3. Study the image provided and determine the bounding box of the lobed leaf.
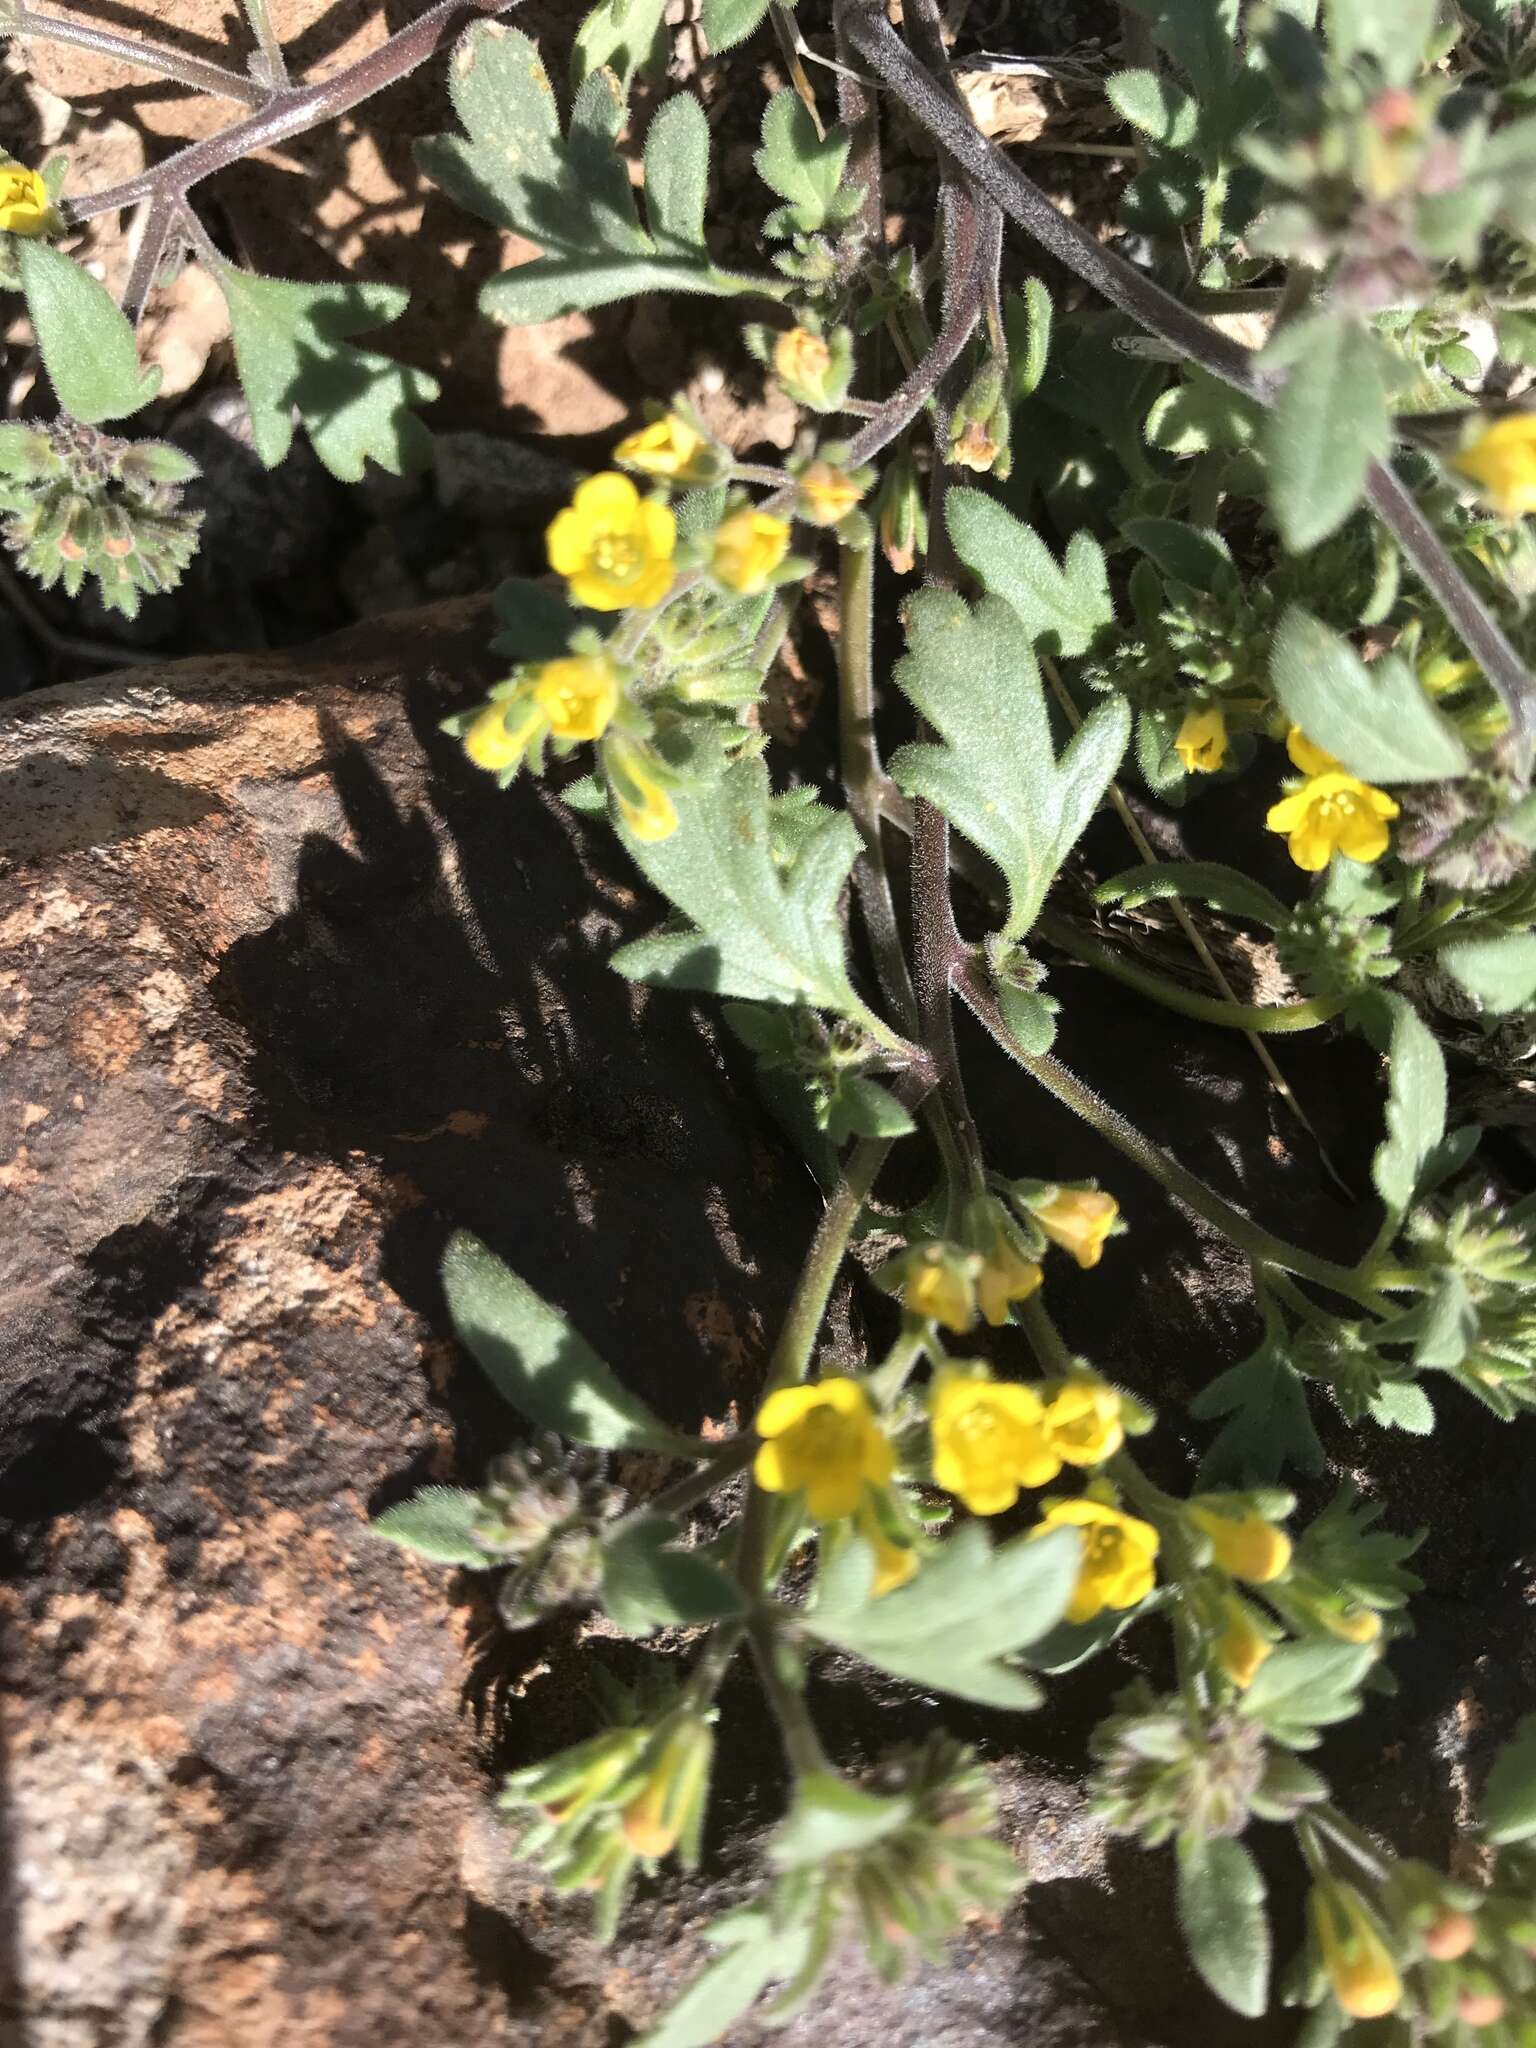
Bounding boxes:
[946,488,1114,658]
[890,588,1129,940]
[1359,991,1448,1220]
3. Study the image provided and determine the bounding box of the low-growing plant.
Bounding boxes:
[14,0,1536,2037]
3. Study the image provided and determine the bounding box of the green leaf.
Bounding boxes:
[441,1230,694,1453]
[1325,0,1435,86]
[602,1516,747,1633]
[490,576,585,663]
[1440,931,1536,1015]
[804,1522,1080,1710]
[1269,608,1470,784]
[890,589,1129,940]
[1239,1639,1377,1749]
[1120,516,1235,595]
[946,488,1114,657]
[701,0,773,49]
[420,25,750,323]
[1005,278,1053,402]
[1192,1326,1326,1487]
[1096,861,1289,930]
[1368,1382,1435,1433]
[637,1915,814,2048]
[995,984,1059,1056]
[1123,0,1239,99]
[17,239,160,425]
[572,0,669,88]
[772,1774,911,1865]
[1176,1836,1270,2018]
[611,743,865,1015]
[755,89,850,235]
[1262,313,1390,552]
[1145,369,1262,455]
[1483,1716,1536,1844]
[215,267,437,481]
[1360,991,1447,1218]
[1108,67,1199,147]
[373,1486,488,1565]
[824,1074,916,1143]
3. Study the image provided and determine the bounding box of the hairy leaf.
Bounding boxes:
[1108,66,1199,147]
[216,267,437,480]
[572,0,669,87]
[804,1523,1080,1709]
[1483,1715,1536,1844]
[637,1914,814,2048]
[602,1516,746,1633]
[946,489,1114,657]
[611,744,866,1015]
[1360,991,1448,1218]
[420,25,756,322]
[701,0,773,50]
[442,1231,694,1453]
[1096,861,1289,930]
[1440,930,1536,1015]
[1177,1836,1270,2018]
[772,1775,910,1864]
[1193,1321,1326,1487]
[755,89,850,235]
[373,1486,487,1565]
[1239,1639,1377,1749]
[890,589,1129,939]
[1262,312,1390,552]
[18,240,160,424]
[1270,608,1470,783]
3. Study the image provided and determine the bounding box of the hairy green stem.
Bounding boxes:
[957,960,1391,1306]
[748,1617,833,1776]
[1036,915,1346,1033]
[762,1133,898,1401]
[640,1438,758,1524]
[865,1323,931,1406]
[1018,1292,1072,1375]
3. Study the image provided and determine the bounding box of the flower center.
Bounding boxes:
[1083,1526,1125,1571]
[590,533,643,580]
[792,1406,861,1470]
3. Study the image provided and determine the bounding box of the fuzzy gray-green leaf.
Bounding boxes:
[1262,313,1391,552]
[1177,1836,1270,2018]
[945,489,1114,657]
[18,239,160,425]
[1270,608,1470,784]
[890,589,1128,940]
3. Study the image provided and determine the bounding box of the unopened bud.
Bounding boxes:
[1422,1908,1476,1961]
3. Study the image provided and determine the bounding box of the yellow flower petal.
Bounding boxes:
[1285,726,1340,776]
[929,1369,1059,1516]
[1175,706,1228,774]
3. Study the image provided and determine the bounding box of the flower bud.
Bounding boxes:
[900,1244,978,1334]
[1213,1598,1273,1691]
[621,1714,714,1863]
[1456,1985,1505,2028]
[602,733,679,842]
[876,446,926,575]
[1309,1880,1402,2021]
[1175,706,1227,775]
[1188,1504,1293,1584]
[1024,1185,1120,1270]
[710,506,791,595]
[1421,1908,1477,1961]
[796,460,866,528]
[772,324,853,412]
[612,412,721,484]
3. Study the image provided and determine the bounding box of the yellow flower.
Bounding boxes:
[774,326,831,391]
[1188,1504,1292,1584]
[1286,726,1341,776]
[546,472,677,612]
[463,698,543,774]
[1043,1381,1124,1466]
[711,508,791,595]
[854,1494,919,1598]
[903,1246,976,1334]
[1309,1881,1402,2021]
[613,413,713,483]
[1034,1187,1119,1270]
[975,1235,1043,1328]
[1266,771,1400,872]
[531,655,620,742]
[797,461,865,527]
[604,734,679,842]
[1032,1497,1159,1624]
[1175,706,1228,774]
[1213,1598,1273,1690]
[753,1376,894,1522]
[929,1368,1061,1516]
[0,165,50,237]
[1452,413,1536,519]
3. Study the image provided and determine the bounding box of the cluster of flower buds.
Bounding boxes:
[1394,741,1536,892]
[1088,1683,1327,1844]
[1296,1845,1536,2034]
[772,1738,1021,1985]
[1277,899,1401,997]
[498,1703,715,1938]
[0,418,204,619]
[467,1435,626,1632]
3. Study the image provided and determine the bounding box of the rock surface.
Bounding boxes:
[0,604,1530,2044]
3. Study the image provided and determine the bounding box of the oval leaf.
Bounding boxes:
[1176,1835,1270,2018]
[18,238,160,425]
[442,1231,694,1454]
[1270,608,1471,785]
